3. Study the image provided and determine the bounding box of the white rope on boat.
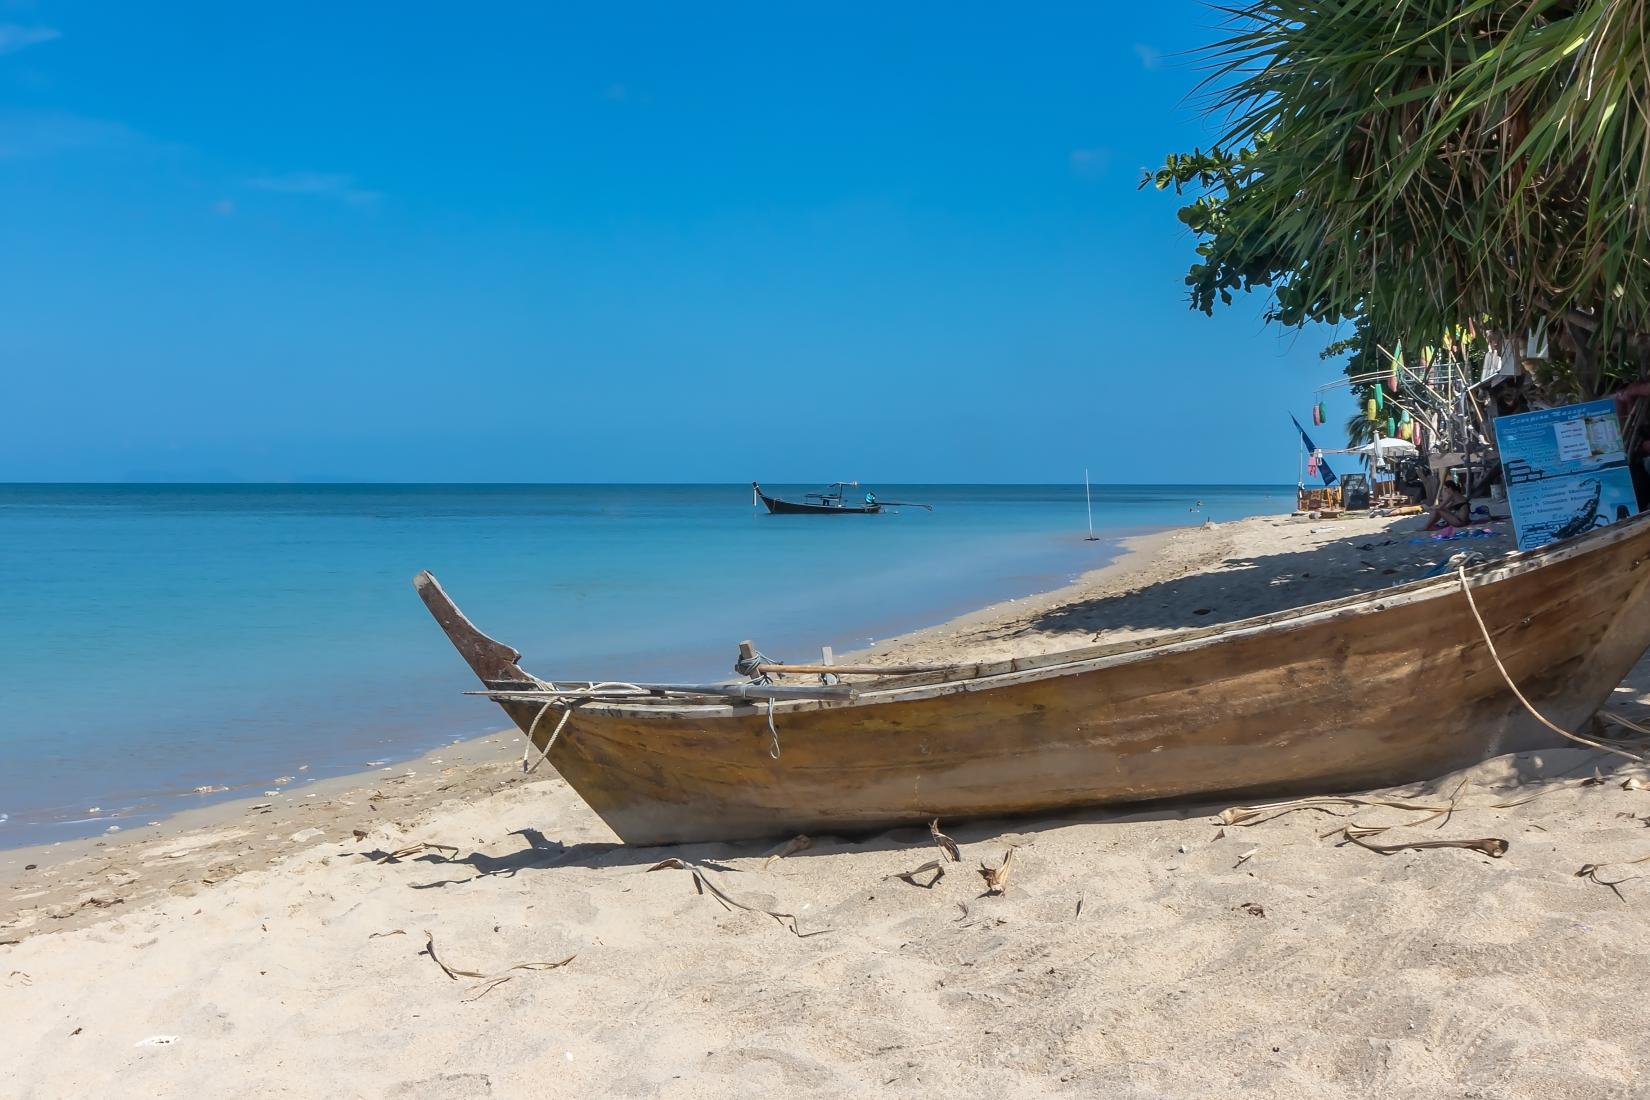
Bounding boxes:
[522,700,575,774]
[519,681,652,773]
[767,696,781,760]
[1456,563,1648,765]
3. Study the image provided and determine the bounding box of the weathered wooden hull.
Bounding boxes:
[416,511,1650,845]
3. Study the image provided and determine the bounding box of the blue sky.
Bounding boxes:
[0,2,1351,483]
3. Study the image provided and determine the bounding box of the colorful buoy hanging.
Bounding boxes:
[1399,422,1413,440]
[1386,416,1396,437]
[1366,397,1379,422]
[1375,386,1385,412]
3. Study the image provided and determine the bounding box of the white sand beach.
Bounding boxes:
[7,512,1649,1098]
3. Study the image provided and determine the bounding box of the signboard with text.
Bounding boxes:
[1492,398,1639,551]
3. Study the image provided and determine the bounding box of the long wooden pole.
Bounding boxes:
[753,661,947,676]
[473,681,858,702]
[1084,469,1099,541]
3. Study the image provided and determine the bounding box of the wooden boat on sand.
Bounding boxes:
[415,510,1650,846]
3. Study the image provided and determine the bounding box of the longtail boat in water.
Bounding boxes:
[415,510,1650,845]
[752,481,932,515]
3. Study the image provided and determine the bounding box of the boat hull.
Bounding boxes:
[757,492,880,515]
[419,512,1650,846]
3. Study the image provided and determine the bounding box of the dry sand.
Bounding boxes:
[7,511,1650,1099]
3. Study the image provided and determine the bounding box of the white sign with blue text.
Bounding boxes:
[1492,398,1639,551]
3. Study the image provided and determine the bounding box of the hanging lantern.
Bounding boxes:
[1386,416,1396,437]
[1400,408,1411,425]
[1399,422,1413,440]
[1375,385,1385,412]
[1367,398,1378,422]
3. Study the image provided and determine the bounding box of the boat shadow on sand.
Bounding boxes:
[365,743,1640,885]
[1018,528,1514,639]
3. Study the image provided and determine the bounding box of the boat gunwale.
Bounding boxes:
[559,510,1650,720]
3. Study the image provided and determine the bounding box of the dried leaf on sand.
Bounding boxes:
[930,819,962,863]
[459,956,577,1002]
[978,848,1016,896]
[1576,853,1650,902]
[646,858,828,937]
[1337,830,1508,858]
[422,930,576,997]
[421,930,486,980]
[1219,795,1451,829]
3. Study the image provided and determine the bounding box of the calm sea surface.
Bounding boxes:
[0,483,1292,845]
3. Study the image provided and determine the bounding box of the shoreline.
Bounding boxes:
[0,514,1148,853]
[0,520,1157,856]
[0,507,1508,924]
[0,519,1182,906]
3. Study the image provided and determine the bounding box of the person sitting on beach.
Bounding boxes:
[1422,479,1470,530]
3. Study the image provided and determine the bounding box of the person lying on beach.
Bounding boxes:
[1422,479,1470,530]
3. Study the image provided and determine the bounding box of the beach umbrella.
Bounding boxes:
[1357,438,1419,459]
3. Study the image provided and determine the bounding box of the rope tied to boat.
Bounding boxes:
[1455,560,1648,765]
[766,696,781,759]
[523,700,576,773]
[736,646,774,682]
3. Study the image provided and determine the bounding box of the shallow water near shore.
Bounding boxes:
[0,482,1290,845]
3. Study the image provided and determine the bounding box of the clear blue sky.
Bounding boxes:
[0,2,1353,483]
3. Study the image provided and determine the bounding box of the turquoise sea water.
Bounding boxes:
[0,483,1292,846]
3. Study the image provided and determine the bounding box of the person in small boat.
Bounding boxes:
[1422,478,1471,530]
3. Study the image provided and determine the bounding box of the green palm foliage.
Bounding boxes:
[1150,0,1650,398]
